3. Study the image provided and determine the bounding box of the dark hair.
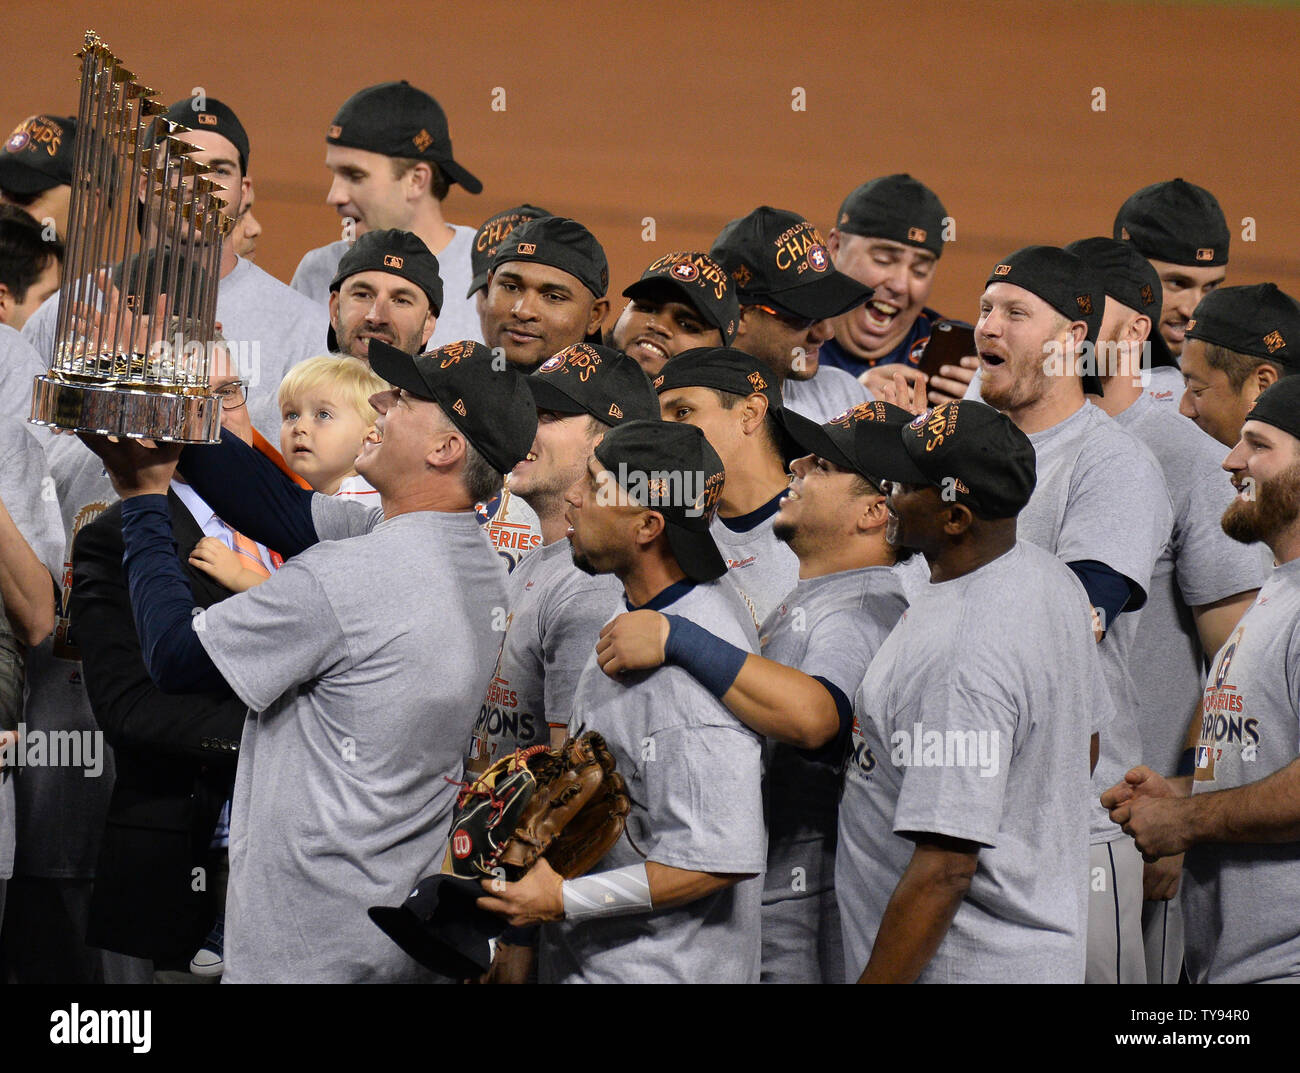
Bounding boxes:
[389,158,450,201]
[1202,341,1283,392]
[0,204,63,302]
[0,188,39,208]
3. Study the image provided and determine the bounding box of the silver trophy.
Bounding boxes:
[29,31,232,443]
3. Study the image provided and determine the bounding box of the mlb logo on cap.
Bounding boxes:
[993,264,1012,276]
[517,242,536,255]
[197,113,218,126]
[908,227,928,242]
[1196,248,1215,261]
[383,254,404,269]
[328,124,342,138]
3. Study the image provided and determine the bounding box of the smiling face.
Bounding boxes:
[1178,338,1266,448]
[1221,419,1300,548]
[280,387,373,494]
[733,305,833,381]
[564,455,644,576]
[1148,259,1226,357]
[975,282,1074,414]
[774,452,883,558]
[828,233,937,362]
[610,288,722,377]
[329,270,435,360]
[356,385,446,493]
[481,262,606,371]
[510,410,602,509]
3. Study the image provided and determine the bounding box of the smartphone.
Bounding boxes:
[916,321,976,379]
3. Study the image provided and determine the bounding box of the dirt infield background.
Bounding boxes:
[4,0,1298,321]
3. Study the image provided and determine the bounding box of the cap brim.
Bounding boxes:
[465,271,488,299]
[764,270,872,321]
[437,157,483,195]
[527,376,591,417]
[368,338,436,399]
[857,420,931,486]
[367,874,503,979]
[0,160,63,195]
[664,523,728,583]
[777,407,857,472]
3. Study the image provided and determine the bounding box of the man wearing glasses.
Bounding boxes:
[710,206,875,423]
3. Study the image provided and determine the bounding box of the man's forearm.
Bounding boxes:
[858,839,978,984]
[0,498,55,646]
[1185,757,1300,845]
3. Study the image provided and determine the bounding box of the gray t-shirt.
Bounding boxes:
[476,485,543,572]
[22,259,331,443]
[196,507,508,982]
[11,433,114,878]
[0,416,67,879]
[466,538,624,772]
[760,567,907,908]
[289,225,485,350]
[783,365,871,424]
[710,499,800,631]
[1115,394,1267,775]
[1183,558,1300,983]
[1018,401,1172,842]
[0,324,48,434]
[838,542,1115,983]
[540,581,767,983]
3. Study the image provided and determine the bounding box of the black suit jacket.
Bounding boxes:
[70,490,247,963]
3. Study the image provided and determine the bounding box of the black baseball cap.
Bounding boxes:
[368,338,538,474]
[1064,237,1176,369]
[777,400,913,487]
[488,216,608,299]
[0,115,77,194]
[161,98,250,174]
[1243,376,1300,442]
[369,873,502,979]
[1186,284,1300,368]
[710,206,872,321]
[1114,179,1229,268]
[652,346,783,410]
[834,174,947,258]
[528,343,659,425]
[331,228,443,312]
[467,203,551,298]
[327,81,482,194]
[856,401,1037,520]
[623,252,740,344]
[593,420,728,583]
[986,245,1106,394]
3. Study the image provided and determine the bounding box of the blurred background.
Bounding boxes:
[3,0,1297,318]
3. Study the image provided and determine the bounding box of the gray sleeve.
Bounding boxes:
[891,685,1017,848]
[1174,454,1268,607]
[196,559,348,713]
[310,493,381,541]
[20,289,59,364]
[289,249,332,306]
[539,586,619,730]
[642,721,767,874]
[1058,440,1170,601]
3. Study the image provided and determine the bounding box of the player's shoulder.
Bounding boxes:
[293,240,350,273]
[1073,402,1166,486]
[669,578,759,650]
[230,258,331,315]
[0,321,44,358]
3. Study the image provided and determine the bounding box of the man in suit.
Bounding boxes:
[70,348,271,980]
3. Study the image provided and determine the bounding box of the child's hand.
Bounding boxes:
[189,537,266,592]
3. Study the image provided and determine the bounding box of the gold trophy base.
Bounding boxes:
[30,375,221,444]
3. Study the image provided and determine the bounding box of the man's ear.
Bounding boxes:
[420,308,436,347]
[941,501,975,537]
[741,392,770,436]
[403,161,433,200]
[633,508,666,549]
[1256,362,1281,394]
[586,297,610,336]
[855,493,889,535]
[0,282,12,325]
[827,228,842,261]
[426,427,467,471]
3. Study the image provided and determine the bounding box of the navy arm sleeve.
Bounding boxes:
[1067,559,1137,634]
[177,428,319,557]
[121,496,226,694]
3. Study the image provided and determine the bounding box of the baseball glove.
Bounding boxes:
[442,732,630,882]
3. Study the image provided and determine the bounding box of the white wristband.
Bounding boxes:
[561,863,653,920]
